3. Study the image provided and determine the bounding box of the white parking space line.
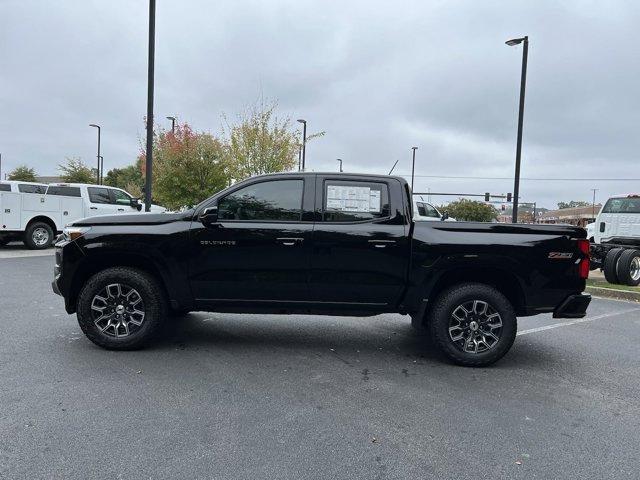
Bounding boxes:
[0,249,54,259]
[518,308,640,336]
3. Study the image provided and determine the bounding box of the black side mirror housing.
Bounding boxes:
[441,211,449,221]
[200,206,219,226]
[131,198,143,211]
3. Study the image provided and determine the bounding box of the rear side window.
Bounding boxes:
[46,186,81,197]
[218,179,304,221]
[323,180,390,222]
[602,198,640,214]
[0,183,10,192]
[18,184,46,194]
[88,187,111,204]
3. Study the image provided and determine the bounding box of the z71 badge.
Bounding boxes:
[548,252,573,259]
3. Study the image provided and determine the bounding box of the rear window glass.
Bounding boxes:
[46,186,81,197]
[323,180,390,222]
[18,184,47,194]
[88,187,111,204]
[602,197,640,214]
[0,183,10,192]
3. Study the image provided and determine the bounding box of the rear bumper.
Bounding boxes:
[553,293,591,318]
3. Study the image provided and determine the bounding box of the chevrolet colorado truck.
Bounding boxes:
[52,172,591,366]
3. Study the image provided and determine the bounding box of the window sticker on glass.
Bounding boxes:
[327,185,381,213]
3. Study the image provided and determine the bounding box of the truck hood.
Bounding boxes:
[73,211,190,226]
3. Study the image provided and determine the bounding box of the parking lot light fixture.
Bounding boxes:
[505,35,528,224]
[166,116,176,133]
[89,124,101,184]
[337,158,343,172]
[297,119,307,171]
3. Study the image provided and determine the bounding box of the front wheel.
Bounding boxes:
[24,222,54,249]
[76,267,167,350]
[429,283,517,367]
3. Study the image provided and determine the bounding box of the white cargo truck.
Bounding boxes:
[0,183,165,249]
[590,194,640,286]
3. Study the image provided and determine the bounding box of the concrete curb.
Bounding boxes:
[586,285,640,303]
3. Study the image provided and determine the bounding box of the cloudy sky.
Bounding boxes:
[1,0,639,208]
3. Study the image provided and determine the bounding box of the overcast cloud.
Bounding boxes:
[1,0,639,208]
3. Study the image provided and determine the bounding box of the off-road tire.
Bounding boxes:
[616,249,640,286]
[24,222,54,249]
[429,283,517,367]
[77,267,167,350]
[603,247,625,284]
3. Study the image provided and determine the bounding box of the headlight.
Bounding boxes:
[63,226,91,241]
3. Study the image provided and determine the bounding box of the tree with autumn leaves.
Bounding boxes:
[129,100,318,210]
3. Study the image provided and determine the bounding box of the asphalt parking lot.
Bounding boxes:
[1,251,640,480]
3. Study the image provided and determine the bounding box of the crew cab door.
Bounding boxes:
[188,176,314,303]
[309,176,409,306]
[86,187,120,216]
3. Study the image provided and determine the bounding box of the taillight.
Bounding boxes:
[577,239,590,279]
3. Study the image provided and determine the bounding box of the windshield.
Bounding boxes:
[602,197,640,214]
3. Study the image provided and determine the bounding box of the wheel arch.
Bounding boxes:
[66,251,177,314]
[415,267,527,328]
[25,215,59,233]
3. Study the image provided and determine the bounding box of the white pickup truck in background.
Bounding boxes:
[0,183,166,249]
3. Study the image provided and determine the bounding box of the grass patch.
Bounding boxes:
[587,278,640,292]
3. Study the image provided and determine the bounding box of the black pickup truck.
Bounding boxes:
[53,172,591,366]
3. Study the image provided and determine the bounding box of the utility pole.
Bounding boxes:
[144,0,156,212]
[297,119,307,171]
[591,188,598,219]
[506,35,529,224]
[411,147,418,191]
[89,124,101,184]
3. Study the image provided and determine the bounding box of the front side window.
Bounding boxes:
[0,183,10,192]
[602,197,640,214]
[46,186,81,197]
[88,187,111,204]
[111,189,132,205]
[218,179,304,221]
[18,184,46,194]
[323,180,390,222]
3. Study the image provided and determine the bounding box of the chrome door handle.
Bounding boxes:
[277,237,303,246]
[368,239,396,248]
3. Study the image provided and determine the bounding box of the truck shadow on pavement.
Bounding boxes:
[148,312,555,370]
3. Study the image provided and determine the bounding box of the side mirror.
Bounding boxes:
[200,206,218,226]
[441,211,449,221]
[131,198,142,211]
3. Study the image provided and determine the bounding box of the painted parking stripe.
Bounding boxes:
[518,308,640,336]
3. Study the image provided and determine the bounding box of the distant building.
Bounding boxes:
[538,205,602,227]
[35,176,62,184]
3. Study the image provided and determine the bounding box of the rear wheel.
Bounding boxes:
[429,283,517,367]
[603,247,625,284]
[616,249,640,286]
[24,222,54,249]
[76,267,167,350]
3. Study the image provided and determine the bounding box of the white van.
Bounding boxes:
[0,183,165,249]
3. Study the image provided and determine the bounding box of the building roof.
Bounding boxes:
[539,204,602,221]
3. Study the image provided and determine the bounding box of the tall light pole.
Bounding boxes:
[144,0,156,212]
[506,35,529,224]
[166,116,176,133]
[411,147,418,191]
[297,119,307,171]
[337,158,343,172]
[297,146,302,172]
[99,155,104,184]
[89,124,101,184]
[591,188,598,219]
[0,152,2,180]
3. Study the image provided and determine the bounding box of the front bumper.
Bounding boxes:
[553,293,591,318]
